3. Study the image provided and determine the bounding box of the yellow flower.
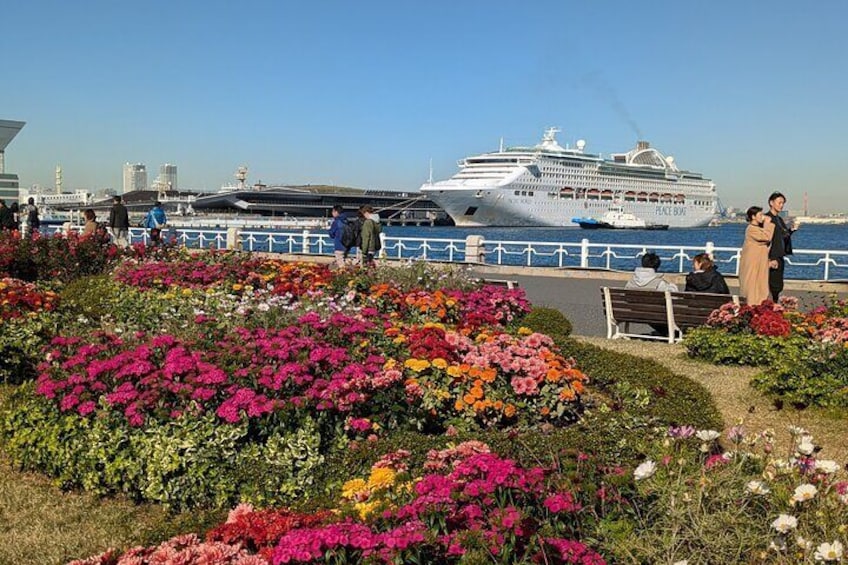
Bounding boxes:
[432,358,448,369]
[181,288,193,296]
[403,358,430,372]
[517,326,533,335]
[341,478,367,500]
[447,365,462,378]
[354,501,379,520]
[368,467,396,490]
[232,283,243,291]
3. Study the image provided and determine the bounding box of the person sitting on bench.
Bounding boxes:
[685,253,730,295]
[625,252,678,336]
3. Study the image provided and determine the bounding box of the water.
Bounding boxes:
[382,222,848,252]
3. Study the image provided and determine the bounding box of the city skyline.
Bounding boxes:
[3,1,847,214]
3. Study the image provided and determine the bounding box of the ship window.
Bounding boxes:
[463,206,478,216]
[529,191,534,196]
[514,190,520,196]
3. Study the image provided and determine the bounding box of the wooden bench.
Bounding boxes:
[601,287,740,344]
[481,278,519,290]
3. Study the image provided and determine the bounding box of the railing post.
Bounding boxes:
[465,235,485,264]
[301,230,310,254]
[378,233,386,258]
[825,252,831,281]
[705,241,715,258]
[580,238,589,268]
[226,227,241,250]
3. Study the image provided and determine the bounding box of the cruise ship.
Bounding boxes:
[420,128,718,228]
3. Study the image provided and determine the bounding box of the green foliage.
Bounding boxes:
[555,338,723,431]
[518,306,573,339]
[752,343,848,409]
[684,327,807,366]
[0,384,327,510]
[0,312,59,384]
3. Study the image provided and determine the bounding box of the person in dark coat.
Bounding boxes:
[685,253,730,294]
[765,191,798,302]
[0,200,14,231]
[108,195,131,248]
[328,205,348,268]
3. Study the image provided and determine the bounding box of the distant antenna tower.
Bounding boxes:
[803,191,809,216]
[55,165,63,194]
[235,166,248,190]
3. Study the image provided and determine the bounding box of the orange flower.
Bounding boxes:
[503,404,517,418]
[481,368,497,382]
[470,386,484,400]
[560,388,576,401]
[454,399,465,411]
[463,393,476,405]
[540,406,551,416]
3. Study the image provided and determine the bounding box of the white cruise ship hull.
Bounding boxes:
[422,185,715,228]
[420,129,718,229]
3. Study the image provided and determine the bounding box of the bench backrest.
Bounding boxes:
[669,291,737,329]
[603,287,671,325]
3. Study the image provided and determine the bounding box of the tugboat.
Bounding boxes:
[572,205,669,230]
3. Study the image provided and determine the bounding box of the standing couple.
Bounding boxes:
[738,191,798,305]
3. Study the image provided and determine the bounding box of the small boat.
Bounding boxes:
[572,206,669,230]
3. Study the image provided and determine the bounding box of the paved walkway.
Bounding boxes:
[469,266,848,337]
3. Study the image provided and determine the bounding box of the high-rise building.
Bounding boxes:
[0,119,25,204]
[123,163,147,193]
[157,163,177,192]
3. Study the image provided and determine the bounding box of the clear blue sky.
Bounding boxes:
[3,0,847,214]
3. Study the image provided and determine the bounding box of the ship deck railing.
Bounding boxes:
[44,225,848,282]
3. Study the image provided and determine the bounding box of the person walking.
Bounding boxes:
[0,200,15,231]
[328,205,348,269]
[143,201,168,245]
[738,206,774,306]
[765,191,798,302]
[9,202,20,231]
[359,205,382,267]
[108,195,130,248]
[22,197,40,238]
[685,253,730,294]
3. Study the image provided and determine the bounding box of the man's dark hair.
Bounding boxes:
[746,206,762,222]
[768,191,786,203]
[332,205,344,213]
[113,195,122,203]
[641,252,661,270]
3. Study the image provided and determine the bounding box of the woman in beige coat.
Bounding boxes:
[738,206,774,305]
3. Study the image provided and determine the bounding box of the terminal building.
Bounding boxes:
[0,119,25,204]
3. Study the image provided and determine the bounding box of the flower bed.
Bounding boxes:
[685,299,848,408]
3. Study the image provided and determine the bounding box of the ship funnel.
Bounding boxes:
[636,141,650,150]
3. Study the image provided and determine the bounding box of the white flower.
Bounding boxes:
[672,561,689,565]
[791,484,818,503]
[746,480,771,495]
[796,439,816,456]
[814,540,844,562]
[788,425,809,436]
[771,513,798,534]
[797,536,813,550]
[815,460,841,474]
[634,460,657,481]
[696,429,720,441]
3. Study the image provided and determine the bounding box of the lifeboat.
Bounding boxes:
[637,192,648,202]
[586,188,600,199]
[648,192,660,202]
[600,189,614,201]
[624,191,637,202]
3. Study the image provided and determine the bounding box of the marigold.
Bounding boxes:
[503,404,517,418]
[432,358,448,369]
[447,365,463,378]
[368,467,396,490]
[341,478,367,500]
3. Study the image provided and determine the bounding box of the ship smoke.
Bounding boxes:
[578,71,643,139]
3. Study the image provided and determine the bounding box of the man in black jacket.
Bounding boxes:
[108,195,130,248]
[765,191,798,302]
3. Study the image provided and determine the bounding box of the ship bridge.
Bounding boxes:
[0,119,25,203]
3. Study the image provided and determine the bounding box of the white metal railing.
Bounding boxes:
[44,225,848,282]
